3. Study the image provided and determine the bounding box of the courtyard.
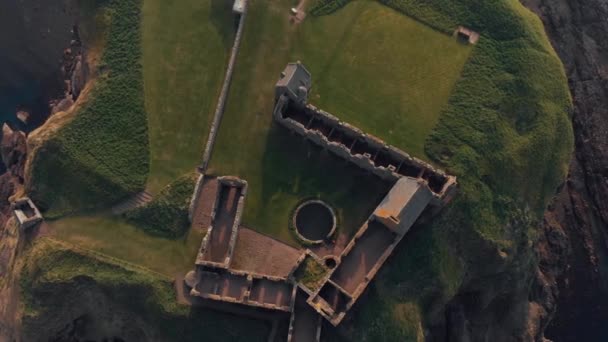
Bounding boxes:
[209,0,471,244]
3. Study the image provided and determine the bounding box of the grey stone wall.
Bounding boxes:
[200,2,248,171]
[273,98,458,205]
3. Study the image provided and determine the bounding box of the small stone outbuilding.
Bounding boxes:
[12,197,43,229]
[372,177,433,235]
[275,61,312,104]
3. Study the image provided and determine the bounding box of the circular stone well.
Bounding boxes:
[293,200,337,244]
[323,255,338,269]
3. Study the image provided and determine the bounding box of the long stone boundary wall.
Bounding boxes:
[199,1,248,172]
[273,95,457,206]
[188,173,205,222]
[196,176,247,268]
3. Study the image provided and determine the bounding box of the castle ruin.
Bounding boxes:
[184,62,457,340]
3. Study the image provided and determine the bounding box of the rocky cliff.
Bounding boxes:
[0,0,82,130]
[522,0,608,340]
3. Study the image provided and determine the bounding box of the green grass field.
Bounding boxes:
[49,215,203,276]
[210,0,470,243]
[142,0,233,193]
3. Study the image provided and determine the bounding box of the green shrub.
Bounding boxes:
[125,174,197,238]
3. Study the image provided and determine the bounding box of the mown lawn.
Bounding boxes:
[209,0,470,244]
[49,216,203,276]
[142,0,233,193]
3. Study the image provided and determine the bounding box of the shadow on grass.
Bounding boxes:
[209,0,238,50]
[260,124,391,238]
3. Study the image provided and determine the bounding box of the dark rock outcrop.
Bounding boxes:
[522,0,608,340]
[0,0,82,130]
[2,124,28,182]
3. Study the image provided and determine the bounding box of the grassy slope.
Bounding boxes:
[125,173,197,238]
[38,0,230,275]
[26,0,149,217]
[210,0,469,244]
[142,0,232,194]
[20,239,269,341]
[347,0,572,340]
[49,216,203,275]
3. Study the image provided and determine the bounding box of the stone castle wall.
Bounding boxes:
[273,95,457,206]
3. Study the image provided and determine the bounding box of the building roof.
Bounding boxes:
[276,62,312,100]
[373,177,433,233]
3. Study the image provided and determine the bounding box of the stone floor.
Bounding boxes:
[231,227,302,278]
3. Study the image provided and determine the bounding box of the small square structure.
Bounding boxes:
[233,0,246,14]
[12,197,43,229]
[456,26,480,44]
[372,177,433,235]
[276,62,312,104]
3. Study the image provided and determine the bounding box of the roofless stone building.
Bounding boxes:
[273,62,457,325]
[184,62,457,340]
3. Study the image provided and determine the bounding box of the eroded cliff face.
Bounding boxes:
[522,0,608,340]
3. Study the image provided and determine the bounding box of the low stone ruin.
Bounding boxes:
[182,63,459,340]
[196,176,247,268]
[12,197,42,229]
[456,26,480,44]
[272,62,457,325]
[185,267,295,312]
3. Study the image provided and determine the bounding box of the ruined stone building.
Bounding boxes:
[184,62,457,341]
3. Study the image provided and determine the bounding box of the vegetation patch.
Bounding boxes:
[49,215,203,275]
[20,239,270,341]
[288,197,340,246]
[125,173,196,238]
[294,255,329,292]
[27,0,149,218]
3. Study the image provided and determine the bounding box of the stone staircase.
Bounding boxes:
[111,191,153,215]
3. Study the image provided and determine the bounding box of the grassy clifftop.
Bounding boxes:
[25,0,149,217]
[345,0,572,340]
[20,239,270,341]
